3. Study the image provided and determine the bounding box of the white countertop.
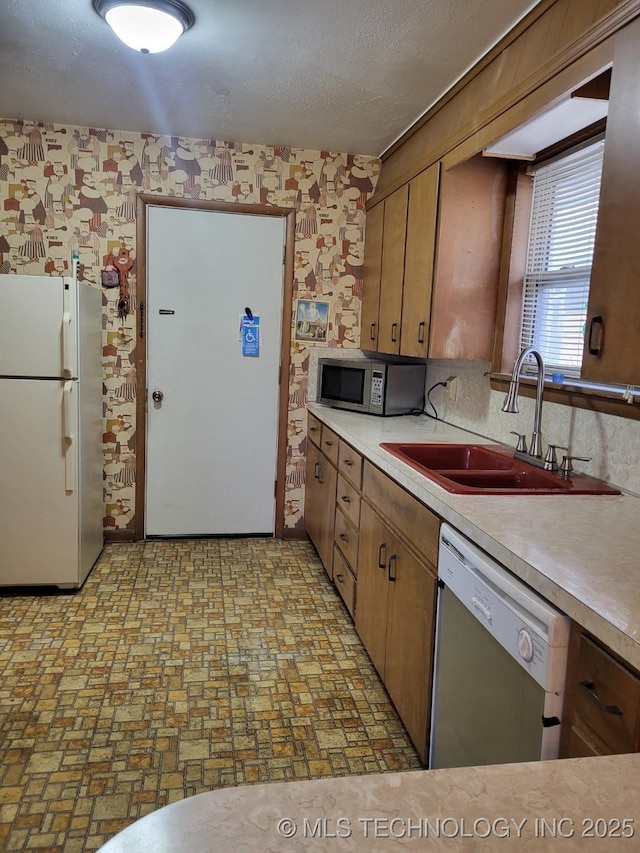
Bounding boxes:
[308,403,640,670]
[100,753,640,851]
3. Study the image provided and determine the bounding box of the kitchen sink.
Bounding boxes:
[381,443,514,472]
[380,442,621,495]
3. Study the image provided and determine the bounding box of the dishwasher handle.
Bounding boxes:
[471,596,492,622]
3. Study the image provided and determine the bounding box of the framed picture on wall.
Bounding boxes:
[295,299,329,343]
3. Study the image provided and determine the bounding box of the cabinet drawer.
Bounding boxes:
[363,461,440,568]
[307,413,322,448]
[338,441,363,489]
[564,724,606,758]
[573,635,640,754]
[336,473,361,529]
[333,546,356,618]
[334,507,359,572]
[320,425,340,466]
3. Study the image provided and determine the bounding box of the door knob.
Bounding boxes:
[152,390,164,403]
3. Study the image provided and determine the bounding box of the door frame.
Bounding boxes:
[134,193,296,540]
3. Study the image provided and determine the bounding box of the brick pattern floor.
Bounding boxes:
[0,539,421,851]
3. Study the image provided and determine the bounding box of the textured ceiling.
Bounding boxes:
[0,0,541,156]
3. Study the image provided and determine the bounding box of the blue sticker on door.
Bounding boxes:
[240,315,260,357]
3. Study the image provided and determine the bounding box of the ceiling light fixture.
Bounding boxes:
[93,0,195,54]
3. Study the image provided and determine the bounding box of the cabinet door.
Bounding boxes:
[304,442,337,575]
[429,156,507,360]
[361,202,384,351]
[401,165,440,359]
[583,17,640,385]
[355,503,391,677]
[378,186,409,354]
[384,537,437,762]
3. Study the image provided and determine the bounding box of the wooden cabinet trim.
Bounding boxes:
[374,0,633,199]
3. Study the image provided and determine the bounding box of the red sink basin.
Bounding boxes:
[380,443,621,495]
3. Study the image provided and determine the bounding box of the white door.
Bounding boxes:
[145,205,285,536]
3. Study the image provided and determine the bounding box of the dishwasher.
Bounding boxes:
[429,524,570,769]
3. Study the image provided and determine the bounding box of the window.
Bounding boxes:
[519,137,605,378]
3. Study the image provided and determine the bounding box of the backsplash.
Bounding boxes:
[425,359,640,497]
[0,118,380,532]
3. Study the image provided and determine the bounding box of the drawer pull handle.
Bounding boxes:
[314,462,320,480]
[587,315,604,356]
[378,543,387,569]
[324,440,333,447]
[339,533,349,543]
[335,573,344,583]
[388,554,397,582]
[341,495,351,504]
[343,459,353,467]
[579,680,623,715]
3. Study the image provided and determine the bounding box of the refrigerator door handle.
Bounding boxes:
[63,381,76,492]
[62,282,73,378]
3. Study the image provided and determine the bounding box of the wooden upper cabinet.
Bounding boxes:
[362,156,505,362]
[429,154,508,360]
[401,164,440,359]
[362,166,439,357]
[378,185,409,354]
[361,202,384,351]
[583,16,640,386]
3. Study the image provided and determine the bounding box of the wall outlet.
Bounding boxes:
[448,377,460,402]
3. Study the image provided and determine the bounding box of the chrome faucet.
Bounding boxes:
[502,347,546,463]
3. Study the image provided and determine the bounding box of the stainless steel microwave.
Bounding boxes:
[317,358,426,416]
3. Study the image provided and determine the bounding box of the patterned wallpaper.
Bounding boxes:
[0,118,380,532]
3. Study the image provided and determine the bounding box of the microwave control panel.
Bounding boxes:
[370,369,385,407]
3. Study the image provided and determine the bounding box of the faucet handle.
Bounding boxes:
[544,444,567,471]
[559,454,591,478]
[510,431,527,453]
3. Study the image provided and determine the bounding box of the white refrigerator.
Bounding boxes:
[0,275,104,587]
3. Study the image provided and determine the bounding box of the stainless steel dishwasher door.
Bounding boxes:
[429,524,570,770]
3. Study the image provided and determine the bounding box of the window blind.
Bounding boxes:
[520,138,605,377]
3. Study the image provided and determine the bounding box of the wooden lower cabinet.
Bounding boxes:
[304,439,337,576]
[560,625,640,757]
[356,501,437,763]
